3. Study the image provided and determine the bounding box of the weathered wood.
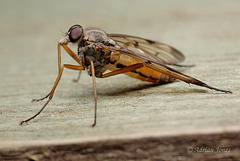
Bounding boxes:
[1,132,239,161]
[0,0,239,160]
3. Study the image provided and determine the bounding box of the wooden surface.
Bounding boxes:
[1,132,240,160]
[0,0,240,160]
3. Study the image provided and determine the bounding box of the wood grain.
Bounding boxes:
[0,0,239,160]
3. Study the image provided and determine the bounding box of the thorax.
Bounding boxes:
[77,27,115,77]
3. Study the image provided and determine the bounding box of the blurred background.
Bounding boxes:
[1,0,240,74]
[1,0,240,159]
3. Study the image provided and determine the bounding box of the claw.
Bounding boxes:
[31,93,51,103]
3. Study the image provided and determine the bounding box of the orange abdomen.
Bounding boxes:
[105,53,175,84]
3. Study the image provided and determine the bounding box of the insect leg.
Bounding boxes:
[90,60,97,127]
[58,40,81,73]
[73,71,82,82]
[32,92,51,102]
[32,40,81,102]
[101,63,144,78]
[20,64,85,125]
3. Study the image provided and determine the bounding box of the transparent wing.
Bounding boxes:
[98,43,231,93]
[108,34,185,65]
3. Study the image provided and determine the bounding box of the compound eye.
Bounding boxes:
[68,25,83,42]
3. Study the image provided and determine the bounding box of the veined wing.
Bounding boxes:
[98,43,231,93]
[108,34,185,65]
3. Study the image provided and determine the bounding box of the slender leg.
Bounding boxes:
[73,71,82,82]
[90,60,98,127]
[58,42,81,71]
[20,64,84,125]
[101,63,144,78]
[32,40,81,102]
[32,92,51,102]
[87,63,147,127]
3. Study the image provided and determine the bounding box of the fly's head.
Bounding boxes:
[59,25,84,46]
[67,24,84,43]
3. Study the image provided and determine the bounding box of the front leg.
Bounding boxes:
[58,38,81,73]
[33,38,82,102]
[21,65,85,125]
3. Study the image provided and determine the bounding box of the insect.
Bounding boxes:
[20,24,232,127]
